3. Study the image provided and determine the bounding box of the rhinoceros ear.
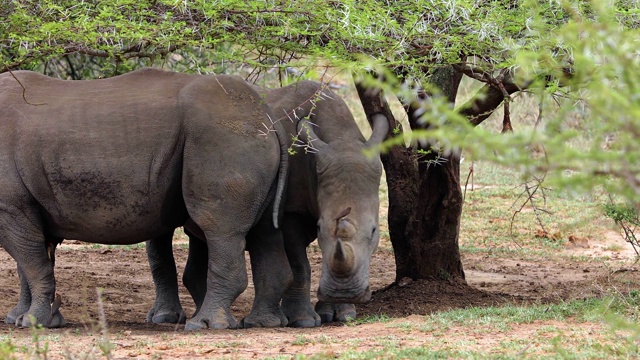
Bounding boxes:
[297,120,328,152]
[365,114,389,148]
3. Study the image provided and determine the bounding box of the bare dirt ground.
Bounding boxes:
[0,232,638,359]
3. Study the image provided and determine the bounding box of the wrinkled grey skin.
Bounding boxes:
[158,81,388,327]
[269,82,387,326]
[0,68,290,330]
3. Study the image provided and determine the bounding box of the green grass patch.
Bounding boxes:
[346,313,391,326]
[424,299,597,328]
[295,295,640,359]
[460,161,624,260]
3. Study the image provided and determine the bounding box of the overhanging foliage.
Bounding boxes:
[0,1,598,76]
[2,0,639,208]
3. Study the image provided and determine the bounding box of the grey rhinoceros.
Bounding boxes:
[149,80,388,328]
[0,68,290,330]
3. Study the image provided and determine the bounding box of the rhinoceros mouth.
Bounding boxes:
[316,285,371,304]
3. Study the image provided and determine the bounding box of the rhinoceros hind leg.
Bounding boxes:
[315,301,356,323]
[182,229,247,331]
[279,215,321,328]
[240,225,292,329]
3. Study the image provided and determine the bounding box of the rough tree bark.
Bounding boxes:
[402,67,465,281]
[357,67,524,283]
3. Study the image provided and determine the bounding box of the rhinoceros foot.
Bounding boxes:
[281,298,321,328]
[184,307,238,331]
[240,308,288,329]
[5,303,30,325]
[315,301,356,323]
[10,295,66,328]
[146,306,186,324]
[287,315,321,328]
[16,309,66,328]
[148,311,186,325]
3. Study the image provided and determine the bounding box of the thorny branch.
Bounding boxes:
[290,88,336,153]
[258,80,337,155]
[462,160,474,200]
[605,195,640,257]
[292,119,321,154]
[509,173,553,239]
[224,9,312,15]
[2,42,180,73]
[6,68,46,106]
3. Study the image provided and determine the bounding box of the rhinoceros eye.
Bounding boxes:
[371,226,377,237]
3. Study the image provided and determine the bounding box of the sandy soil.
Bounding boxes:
[0,232,638,359]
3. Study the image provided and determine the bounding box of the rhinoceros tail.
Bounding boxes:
[272,118,289,229]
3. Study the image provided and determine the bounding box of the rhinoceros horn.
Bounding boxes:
[336,218,357,239]
[332,238,355,277]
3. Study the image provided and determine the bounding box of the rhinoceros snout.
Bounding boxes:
[329,239,356,277]
[317,284,371,304]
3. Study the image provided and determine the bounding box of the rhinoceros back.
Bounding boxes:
[0,69,279,244]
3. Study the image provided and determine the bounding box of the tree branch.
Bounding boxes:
[454,65,528,127]
[61,43,179,60]
[453,63,576,127]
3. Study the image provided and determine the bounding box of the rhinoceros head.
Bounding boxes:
[300,115,388,303]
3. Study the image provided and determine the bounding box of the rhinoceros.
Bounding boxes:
[147,80,388,328]
[0,68,290,330]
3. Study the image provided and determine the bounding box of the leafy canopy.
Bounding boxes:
[438,1,640,210]
[1,0,640,208]
[1,0,560,77]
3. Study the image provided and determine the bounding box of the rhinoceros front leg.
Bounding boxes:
[1,211,64,328]
[145,232,186,324]
[7,237,65,327]
[7,267,66,328]
[280,214,321,328]
[6,266,31,325]
[241,221,292,328]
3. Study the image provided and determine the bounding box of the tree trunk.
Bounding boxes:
[405,148,465,280]
[356,66,465,282]
[356,62,534,285]
[404,67,465,280]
